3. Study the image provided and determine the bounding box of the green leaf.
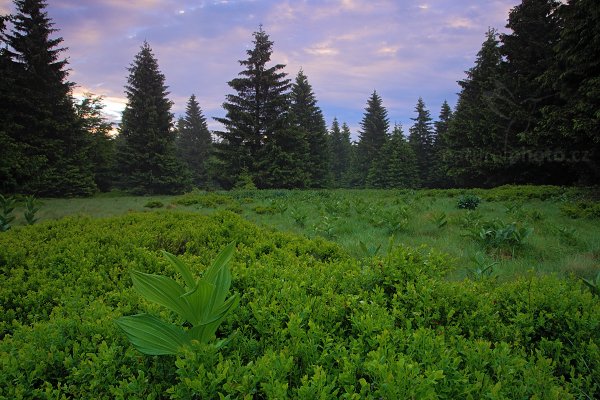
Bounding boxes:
[204,242,235,311]
[116,314,190,355]
[204,242,236,285]
[130,270,193,321]
[162,250,196,289]
[182,279,214,326]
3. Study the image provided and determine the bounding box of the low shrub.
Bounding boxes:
[252,205,277,215]
[560,201,600,219]
[143,200,164,208]
[457,194,481,210]
[464,219,533,256]
[0,211,598,398]
[174,191,235,208]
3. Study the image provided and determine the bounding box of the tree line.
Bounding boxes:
[1,0,598,196]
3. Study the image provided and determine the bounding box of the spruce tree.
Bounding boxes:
[0,13,21,193]
[176,94,213,188]
[356,91,389,187]
[443,29,507,187]
[4,0,95,196]
[500,0,565,184]
[116,42,190,194]
[368,124,419,188]
[215,26,296,189]
[430,100,453,187]
[74,93,115,192]
[329,118,352,187]
[387,125,419,188]
[408,98,435,187]
[290,69,330,187]
[541,0,600,183]
[340,123,356,187]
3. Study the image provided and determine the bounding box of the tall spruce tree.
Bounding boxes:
[0,13,21,193]
[408,98,435,187]
[430,100,453,187]
[500,0,565,184]
[176,94,213,188]
[290,69,330,187]
[442,29,507,187]
[116,42,190,194]
[356,91,389,187]
[215,26,298,188]
[329,118,352,187]
[3,0,95,196]
[540,0,600,183]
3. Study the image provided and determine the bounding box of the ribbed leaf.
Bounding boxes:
[162,250,196,289]
[204,242,235,312]
[116,314,190,355]
[204,242,235,285]
[188,294,240,343]
[182,279,214,326]
[131,270,193,321]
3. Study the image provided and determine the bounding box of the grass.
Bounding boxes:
[9,187,600,281]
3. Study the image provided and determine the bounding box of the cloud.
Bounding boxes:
[3,0,518,133]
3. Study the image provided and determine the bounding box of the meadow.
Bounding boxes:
[11,185,600,281]
[1,186,599,398]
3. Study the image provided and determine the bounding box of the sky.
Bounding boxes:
[0,0,518,138]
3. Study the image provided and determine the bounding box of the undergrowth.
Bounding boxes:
[0,211,599,398]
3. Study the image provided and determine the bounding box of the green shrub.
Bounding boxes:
[0,211,598,398]
[174,192,235,208]
[477,185,569,201]
[0,194,16,231]
[143,200,164,208]
[560,201,600,219]
[464,219,533,256]
[457,194,481,210]
[252,205,277,215]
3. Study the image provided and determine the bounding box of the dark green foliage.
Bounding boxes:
[0,194,16,231]
[174,191,236,208]
[539,0,600,184]
[2,0,96,196]
[175,95,213,189]
[23,195,39,224]
[408,97,435,187]
[435,0,599,187]
[367,124,419,188]
[457,194,481,210]
[0,14,22,194]
[143,200,164,209]
[560,201,600,219]
[356,91,389,187]
[442,29,509,187]
[290,70,330,188]
[0,211,598,397]
[328,119,353,188]
[75,93,115,192]
[116,42,191,195]
[499,0,567,184]
[430,100,453,187]
[256,124,310,189]
[215,27,296,189]
[464,218,533,256]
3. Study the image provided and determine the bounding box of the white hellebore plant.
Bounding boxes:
[116,242,239,355]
